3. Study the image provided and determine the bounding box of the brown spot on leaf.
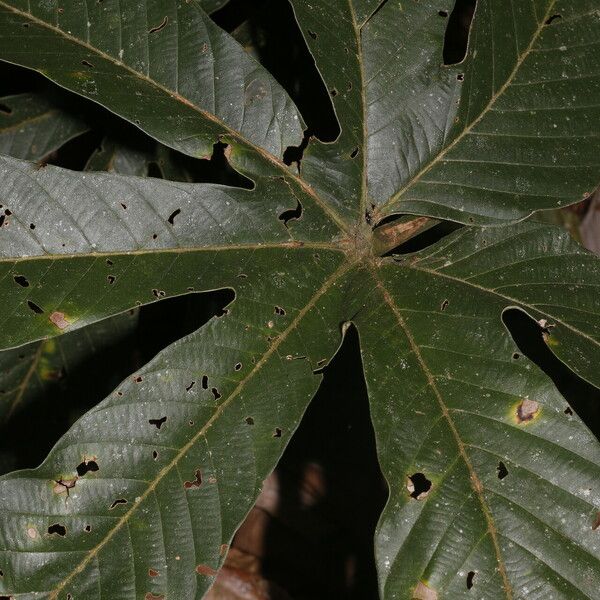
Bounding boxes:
[53,477,77,495]
[49,311,69,330]
[196,564,217,576]
[144,594,164,600]
[413,581,437,600]
[219,543,229,556]
[517,399,539,423]
[148,568,159,577]
[593,512,600,531]
[372,216,433,256]
[183,469,202,490]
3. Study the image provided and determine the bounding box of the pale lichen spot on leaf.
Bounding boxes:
[515,399,540,424]
[49,311,70,330]
[412,580,438,600]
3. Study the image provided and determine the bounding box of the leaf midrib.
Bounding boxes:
[45,259,353,600]
[0,108,72,136]
[0,1,352,235]
[3,341,43,420]
[0,241,342,264]
[346,0,368,218]
[377,0,557,217]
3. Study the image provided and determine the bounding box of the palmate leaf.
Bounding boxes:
[0,2,600,600]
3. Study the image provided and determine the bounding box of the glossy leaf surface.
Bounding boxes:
[1,2,600,600]
[0,91,88,161]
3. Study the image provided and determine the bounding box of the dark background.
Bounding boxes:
[1,1,598,598]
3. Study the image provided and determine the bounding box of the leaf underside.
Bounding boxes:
[0,2,599,600]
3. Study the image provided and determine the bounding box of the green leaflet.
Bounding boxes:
[0,2,600,600]
[282,0,600,224]
[0,91,88,161]
[355,223,600,599]
[0,311,141,472]
[0,0,304,162]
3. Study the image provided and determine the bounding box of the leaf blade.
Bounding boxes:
[0,1,302,159]
[366,0,600,224]
[355,224,600,599]
[0,91,89,161]
[0,155,340,348]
